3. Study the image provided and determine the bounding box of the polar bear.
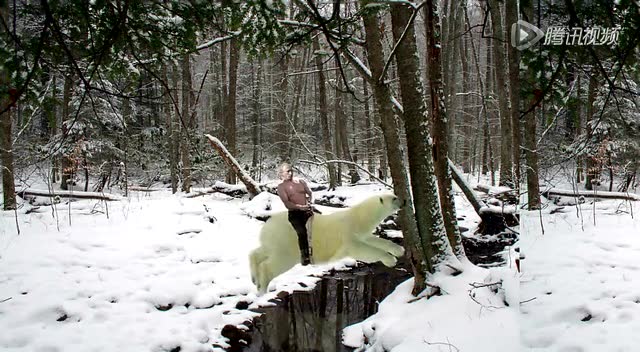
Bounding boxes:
[249,194,405,293]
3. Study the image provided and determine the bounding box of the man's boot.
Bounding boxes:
[300,248,312,266]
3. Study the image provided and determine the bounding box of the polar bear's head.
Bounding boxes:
[349,193,403,227]
[376,194,403,211]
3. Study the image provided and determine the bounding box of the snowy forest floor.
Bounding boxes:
[0,174,639,352]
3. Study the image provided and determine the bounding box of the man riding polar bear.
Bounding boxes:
[249,174,406,293]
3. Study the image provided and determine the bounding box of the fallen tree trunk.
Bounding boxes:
[448,160,518,234]
[184,182,249,198]
[448,159,485,213]
[205,134,261,198]
[18,188,123,201]
[543,188,640,201]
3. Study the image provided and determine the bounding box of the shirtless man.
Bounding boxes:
[276,162,314,265]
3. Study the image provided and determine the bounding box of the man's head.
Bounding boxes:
[279,162,293,181]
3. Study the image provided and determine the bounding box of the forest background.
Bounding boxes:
[1,0,639,293]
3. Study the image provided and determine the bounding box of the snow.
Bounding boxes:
[520,201,640,351]
[2,174,640,351]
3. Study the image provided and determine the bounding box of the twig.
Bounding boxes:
[520,297,537,304]
[423,339,460,352]
[0,297,12,303]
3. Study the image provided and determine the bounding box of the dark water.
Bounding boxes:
[221,261,411,352]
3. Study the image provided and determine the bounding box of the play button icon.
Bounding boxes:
[512,20,545,50]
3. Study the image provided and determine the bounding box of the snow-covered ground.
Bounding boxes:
[520,199,640,351]
[1,175,639,352]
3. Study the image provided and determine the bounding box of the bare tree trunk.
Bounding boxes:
[287,48,309,158]
[575,73,583,182]
[363,82,376,179]
[60,75,73,191]
[335,59,359,184]
[506,0,521,193]
[162,65,178,193]
[524,96,541,209]
[225,39,240,184]
[0,0,15,209]
[312,37,337,189]
[251,60,261,170]
[0,69,16,210]
[180,54,193,192]
[585,73,598,190]
[487,0,513,188]
[459,27,471,173]
[521,0,540,209]
[414,2,464,258]
[167,64,179,193]
[274,53,289,161]
[361,0,429,294]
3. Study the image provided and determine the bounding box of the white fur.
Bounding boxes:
[250,194,405,293]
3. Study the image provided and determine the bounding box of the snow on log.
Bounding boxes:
[129,186,163,192]
[18,188,123,201]
[185,181,249,198]
[543,188,640,201]
[474,184,514,196]
[204,134,261,198]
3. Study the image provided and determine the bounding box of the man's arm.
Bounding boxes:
[301,180,313,203]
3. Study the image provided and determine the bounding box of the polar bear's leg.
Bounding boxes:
[344,241,398,267]
[258,254,297,292]
[362,236,405,257]
[249,247,267,287]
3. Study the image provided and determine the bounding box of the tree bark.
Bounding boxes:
[543,188,640,202]
[418,1,464,258]
[18,188,123,201]
[274,53,289,161]
[459,28,472,173]
[180,54,193,192]
[585,73,598,190]
[225,38,240,184]
[205,135,261,198]
[168,64,179,194]
[251,60,261,171]
[0,0,15,209]
[361,0,429,294]
[363,81,376,179]
[312,37,337,189]
[506,0,521,192]
[0,63,16,210]
[487,0,513,188]
[522,0,540,209]
[334,58,359,184]
[60,74,73,191]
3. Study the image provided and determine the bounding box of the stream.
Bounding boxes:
[221,230,516,352]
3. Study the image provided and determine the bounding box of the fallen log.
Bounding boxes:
[18,188,122,201]
[448,159,485,213]
[205,134,261,198]
[542,188,640,201]
[185,182,249,198]
[448,160,518,235]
